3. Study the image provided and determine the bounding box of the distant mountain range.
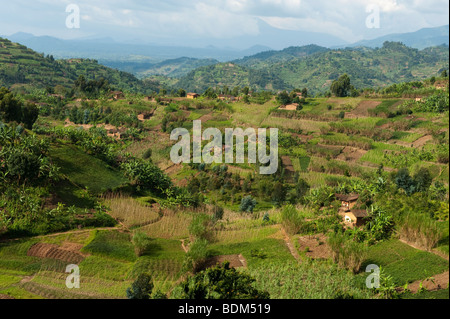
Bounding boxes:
[174,42,449,94]
[5,31,273,63]
[0,29,448,95]
[343,25,449,50]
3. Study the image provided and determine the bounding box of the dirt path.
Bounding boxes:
[180,239,188,253]
[281,228,301,262]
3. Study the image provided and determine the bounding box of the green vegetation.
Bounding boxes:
[0,36,448,300]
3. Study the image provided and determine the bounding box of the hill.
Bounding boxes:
[234,44,329,69]
[6,32,272,63]
[0,37,159,93]
[135,57,219,79]
[346,25,449,50]
[174,62,290,92]
[174,42,449,94]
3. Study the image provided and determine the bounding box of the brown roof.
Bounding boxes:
[335,193,359,202]
[352,210,368,218]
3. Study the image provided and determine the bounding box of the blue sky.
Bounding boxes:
[0,0,448,46]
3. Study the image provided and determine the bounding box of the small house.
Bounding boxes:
[344,210,368,227]
[187,93,200,99]
[111,91,125,100]
[335,194,359,211]
[218,94,236,102]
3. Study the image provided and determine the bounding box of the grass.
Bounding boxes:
[361,239,449,286]
[130,238,185,293]
[81,230,136,262]
[140,212,192,239]
[209,238,294,269]
[50,142,127,195]
[401,288,449,299]
[248,259,375,299]
[103,194,161,228]
[359,142,407,166]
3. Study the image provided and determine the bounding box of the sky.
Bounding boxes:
[0,0,448,47]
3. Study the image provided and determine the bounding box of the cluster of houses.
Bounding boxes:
[335,193,368,228]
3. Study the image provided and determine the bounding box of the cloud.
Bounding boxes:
[0,0,448,44]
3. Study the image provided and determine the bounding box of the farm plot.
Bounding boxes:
[347,100,382,118]
[27,243,85,264]
[361,239,449,286]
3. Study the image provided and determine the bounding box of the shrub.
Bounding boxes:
[327,231,368,273]
[132,231,152,257]
[188,214,212,241]
[240,195,257,213]
[126,273,154,299]
[397,213,443,251]
[182,238,211,273]
[212,206,224,222]
[142,148,152,160]
[280,205,306,235]
[172,262,270,299]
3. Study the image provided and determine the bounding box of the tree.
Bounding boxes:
[0,88,23,123]
[178,89,187,97]
[395,168,415,196]
[121,159,173,194]
[276,91,291,105]
[441,70,448,78]
[413,168,433,193]
[295,178,310,199]
[272,181,286,206]
[172,262,270,299]
[330,74,353,97]
[126,273,154,299]
[301,88,308,98]
[240,195,257,213]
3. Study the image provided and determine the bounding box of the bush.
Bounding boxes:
[212,206,224,222]
[188,214,212,241]
[240,195,257,213]
[327,231,368,273]
[132,232,152,257]
[280,205,306,235]
[126,273,154,299]
[183,238,211,273]
[172,262,270,299]
[398,213,443,251]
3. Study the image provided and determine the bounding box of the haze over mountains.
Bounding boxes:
[1,23,449,95]
[4,24,448,66]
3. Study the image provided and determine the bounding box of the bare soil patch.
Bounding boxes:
[198,112,214,123]
[347,101,381,118]
[297,234,331,260]
[27,242,85,264]
[336,146,367,162]
[397,271,449,294]
[412,135,433,148]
